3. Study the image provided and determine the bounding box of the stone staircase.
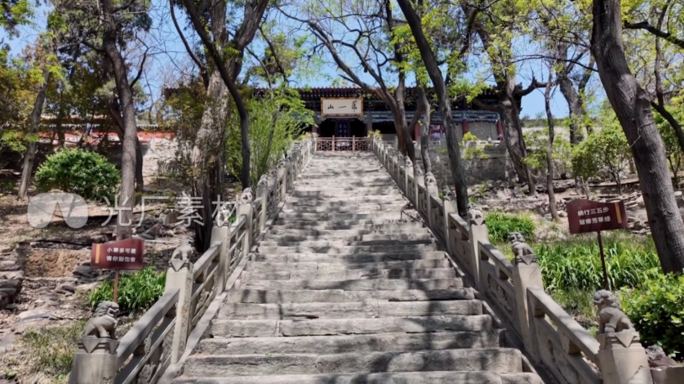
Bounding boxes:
[171,153,543,384]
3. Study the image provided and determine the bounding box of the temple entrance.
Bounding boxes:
[318,118,366,138]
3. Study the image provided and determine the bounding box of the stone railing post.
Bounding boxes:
[468,208,489,289]
[443,198,457,248]
[277,158,287,201]
[404,158,413,194]
[424,172,438,228]
[237,189,254,260]
[68,301,120,384]
[593,290,653,384]
[210,224,230,292]
[165,242,194,364]
[257,175,269,233]
[511,237,544,359]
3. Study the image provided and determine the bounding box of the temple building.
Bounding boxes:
[269,86,518,142]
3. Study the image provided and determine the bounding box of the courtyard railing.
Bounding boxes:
[315,136,370,152]
[67,136,315,384]
[371,138,680,384]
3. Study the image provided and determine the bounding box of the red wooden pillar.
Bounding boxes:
[462,117,470,135]
[414,118,421,141]
[496,119,504,140]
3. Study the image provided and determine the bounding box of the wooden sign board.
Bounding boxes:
[567,199,628,234]
[321,98,363,116]
[91,238,145,270]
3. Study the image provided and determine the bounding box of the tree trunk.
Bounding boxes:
[18,71,50,199]
[102,0,138,240]
[592,0,684,273]
[419,87,432,174]
[544,75,559,221]
[558,74,584,144]
[498,81,535,193]
[396,0,469,217]
[109,99,144,192]
[395,73,416,162]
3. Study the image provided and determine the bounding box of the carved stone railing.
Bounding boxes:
[68,136,315,384]
[315,136,370,152]
[371,137,661,384]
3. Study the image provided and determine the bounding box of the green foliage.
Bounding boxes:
[485,210,536,244]
[459,132,489,160]
[536,234,661,291]
[369,129,383,139]
[523,128,573,176]
[621,273,684,359]
[225,87,312,185]
[35,148,120,202]
[571,123,631,189]
[88,267,166,315]
[21,321,86,379]
[654,103,684,180]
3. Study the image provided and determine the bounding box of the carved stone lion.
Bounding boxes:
[215,202,234,227]
[277,157,288,169]
[257,174,269,189]
[171,239,193,262]
[594,290,635,334]
[405,158,413,169]
[239,188,254,205]
[424,172,437,187]
[468,208,485,226]
[509,232,534,256]
[83,301,119,339]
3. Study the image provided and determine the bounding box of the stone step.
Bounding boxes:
[197,330,500,355]
[260,234,433,246]
[173,372,542,384]
[271,219,422,229]
[216,300,481,320]
[211,314,493,337]
[225,288,474,303]
[276,212,407,222]
[281,207,408,218]
[286,194,407,203]
[291,190,403,198]
[266,226,426,237]
[181,348,523,377]
[285,199,407,208]
[240,278,463,291]
[245,259,450,272]
[257,243,435,255]
[251,250,445,264]
[240,267,455,282]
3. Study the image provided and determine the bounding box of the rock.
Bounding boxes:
[55,283,76,294]
[558,211,567,218]
[73,264,96,277]
[646,345,677,368]
[0,271,23,280]
[76,282,99,292]
[0,261,20,271]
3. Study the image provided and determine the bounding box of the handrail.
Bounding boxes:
[370,137,613,384]
[69,136,316,384]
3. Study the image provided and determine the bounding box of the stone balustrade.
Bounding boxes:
[67,136,316,384]
[371,137,677,384]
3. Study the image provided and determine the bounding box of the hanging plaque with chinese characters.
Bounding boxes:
[566,199,628,234]
[320,98,364,116]
[91,238,145,270]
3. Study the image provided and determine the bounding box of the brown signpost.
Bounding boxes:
[566,199,629,290]
[91,238,145,302]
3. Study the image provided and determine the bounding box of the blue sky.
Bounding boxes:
[0,1,579,119]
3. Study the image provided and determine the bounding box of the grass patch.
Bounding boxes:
[88,266,166,315]
[20,320,86,383]
[485,210,536,244]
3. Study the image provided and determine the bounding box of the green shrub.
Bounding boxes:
[536,234,661,291]
[485,210,536,244]
[88,267,166,314]
[621,273,684,359]
[35,148,120,202]
[21,321,86,378]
